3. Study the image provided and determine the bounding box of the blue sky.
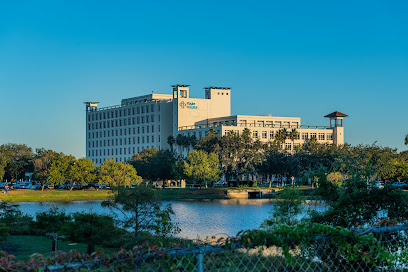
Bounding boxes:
[0,0,407,158]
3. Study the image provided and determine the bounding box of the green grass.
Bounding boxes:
[154,188,228,200]
[1,235,90,261]
[0,186,318,202]
[0,189,112,203]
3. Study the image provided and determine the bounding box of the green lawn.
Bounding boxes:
[0,189,112,203]
[1,235,90,261]
[0,186,318,202]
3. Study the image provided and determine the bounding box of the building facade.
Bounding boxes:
[85,85,347,165]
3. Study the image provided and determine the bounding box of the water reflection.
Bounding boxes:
[16,199,325,239]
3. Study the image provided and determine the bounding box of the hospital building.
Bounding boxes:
[84,85,347,165]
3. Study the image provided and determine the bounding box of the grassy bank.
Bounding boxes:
[0,189,112,202]
[154,188,228,200]
[0,186,319,202]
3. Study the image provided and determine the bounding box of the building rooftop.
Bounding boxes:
[324,111,348,118]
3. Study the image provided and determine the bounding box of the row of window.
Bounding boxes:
[88,115,160,130]
[89,135,160,148]
[88,104,160,121]
[88,125,158,139]
[89,146,156,163]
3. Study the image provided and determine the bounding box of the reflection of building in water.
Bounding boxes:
[84,85,347,165]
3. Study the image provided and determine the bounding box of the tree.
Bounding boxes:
[0,202,33,235]
[33,149,58,190]
[275,128,289,147]
[0,143,33,181]
[405,134,408,146]
[63,212,117,254]
[262,186,304,226]
[0,156,6,182]
[183,150,221,188]
[31,207,72,251]
[47,153,75,188]
[154,204,181,246]
[130,148,159,180]
[288,129,299,151]
[195,128,221,154]
[98,158,142,187]
[102,186,174,245]
[69,157,97,190]
[311,171,408,228]
[167,135,175,150]
[390,158,408,182]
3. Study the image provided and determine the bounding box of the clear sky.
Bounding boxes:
[0,0,407,158]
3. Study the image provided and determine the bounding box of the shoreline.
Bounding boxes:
[0,186,317,203]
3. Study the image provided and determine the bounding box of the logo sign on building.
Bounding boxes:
[179,101,197,109]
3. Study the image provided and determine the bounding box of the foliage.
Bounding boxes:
[0,202,33,235]
[102,186,177,245]
[311,171,408,228]
[0,223,9,242]
[0,143,33,181]
[130,148,177,182]
[262,186,304,227]
[236,223,390,268]
[154,204,181,246]
[98,158,142,187]
[32,148,58,190]
[69,157,97,189]
[63,212,117,254]
[30,207,71,236]
[47,152,75,187]
[0,156,6,182]
[183,150,221,188]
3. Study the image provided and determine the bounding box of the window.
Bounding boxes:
[318,133,325,141]
[310,133,317,139]
[302,133,308,140]
[275,121,281,128]
[327,133,333,140]
[147,126,149,133]
[262,131,267,139]
[285,143,292,150]
[253,131,258,138]
[152,126,154,133]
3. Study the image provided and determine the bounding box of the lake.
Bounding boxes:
[15,199,325,239]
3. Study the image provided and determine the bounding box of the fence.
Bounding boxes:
[14,224,408,271]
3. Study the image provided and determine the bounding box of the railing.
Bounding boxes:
[88,99,171,112]
[179,123,331,131]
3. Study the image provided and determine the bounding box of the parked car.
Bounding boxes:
[214,181,227,187]
[391,182,406,189]
[369,181,384,189]
[26,183,42,190]
[96,184,107,189]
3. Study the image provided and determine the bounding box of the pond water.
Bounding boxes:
[16,199,326,239]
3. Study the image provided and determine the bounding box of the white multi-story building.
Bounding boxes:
[85,85,347,165]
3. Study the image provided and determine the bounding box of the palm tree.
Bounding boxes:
[167,135,175,150]
[289,129,299,152]
[275,128,288,148]
[405,134,408,146]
